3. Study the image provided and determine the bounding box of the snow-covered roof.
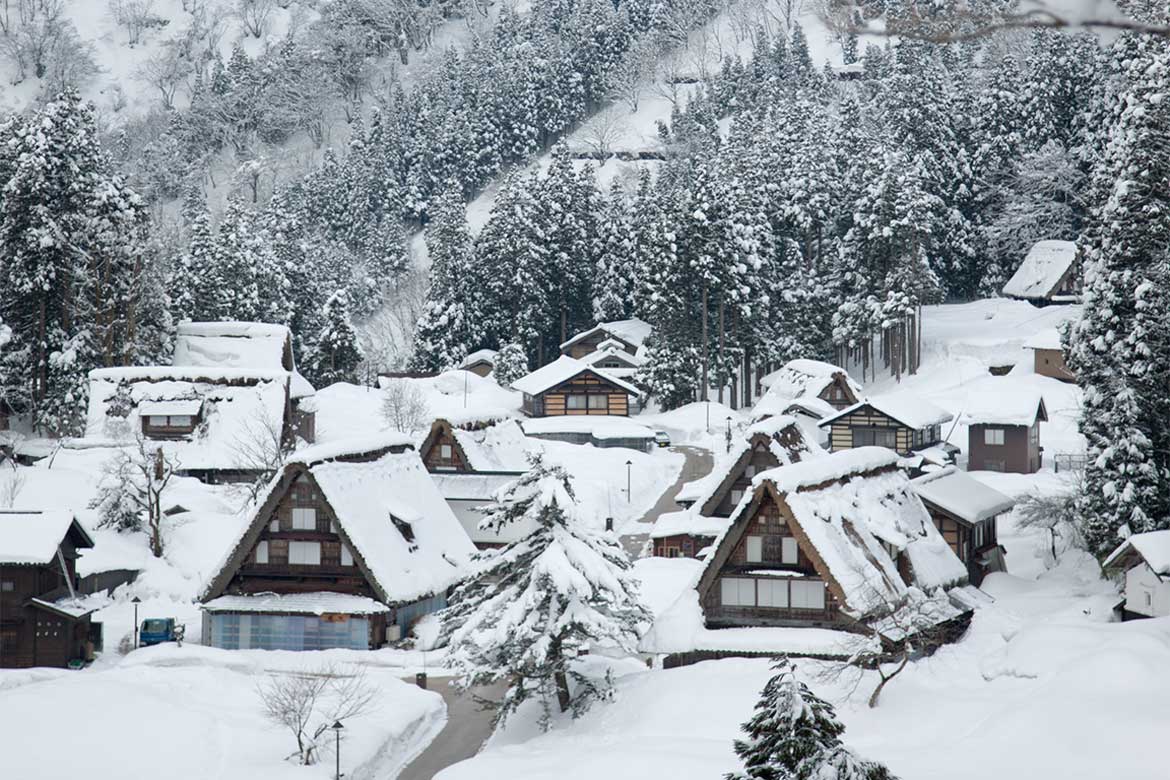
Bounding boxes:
[173,321,315,399]
[430,473,538,546]
[288,432,417,466]
[559,317,653,352]
[650,509,730,540]
[459,348,498,368]
[751,446,899,493]
[1002,240,1078,300]
[30,597,97,619]
[510,355,642,397]
[819,392,953,430]
[1024,328,1064,351]
[0,510,93,565]
[579,343,646,369]
[85,367,291,471]
[431,472,520,501]
[752,394,838,423]
[910,467,1016,525]
[758,359,860,399]
[958,390,1047,427]
[1103,530,1170,578]
[138,399,203,417]
[521,415,654,440]
[452,419,533,471]
[202,592,391,615]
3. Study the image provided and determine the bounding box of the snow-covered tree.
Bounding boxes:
[441,456,649,728]
[492,343,529,387]
[307,290,363,387]
[89,437,180,558]
[728,657,897,780]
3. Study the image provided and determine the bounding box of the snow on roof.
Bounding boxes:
[650,509,730,540]
[308,449,475,603]
[758,359,860,399]
[459,348,498,368]
[1002,240,1078,300]
[137,399,203,417]
[430,473,538,545]
[510,355,642,397]
[752,394,838,423]
[559,317,653,351]
[910,467,1016,525]
[579,344,646,369]
[202,592,391,615]
[751,446,899,494]
[30,597,97,619]
[521,415,654,439]
[958,389,1047,427]
[173,321,315,399]
[452,419,533,471]
[287,432,417,466]
[819,391,953,430]
[1024,328,1064,351]
[85,367,291,471]
[1103,530,1170,577]
[431,472,520,502]
[0,510,92,565]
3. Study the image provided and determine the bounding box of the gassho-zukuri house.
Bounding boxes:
[198,434,475,651]
[752,359,862,422]
[691,448,974,643]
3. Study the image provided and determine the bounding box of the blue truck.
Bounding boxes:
[139,618,185,647]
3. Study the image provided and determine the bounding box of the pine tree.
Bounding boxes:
[728,657,897,780]
[441,457,649,729]
[307,290,363,387]
[493,343,529,387]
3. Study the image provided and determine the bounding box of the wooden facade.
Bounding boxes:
[521,371,632,417]
[1,517,98,669]
[823,406,942,456]
[653,533,716,558]
[563,330,638,360]
[924,506,1001,586]
[1032,347,1076,383]
[819,373,859,410]
[968,421,1042,473]
[419,420,472,472]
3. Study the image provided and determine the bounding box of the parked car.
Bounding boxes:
[654,430,671,448]
[140,618,185,647]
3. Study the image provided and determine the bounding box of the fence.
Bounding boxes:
[1052,452,1088,473]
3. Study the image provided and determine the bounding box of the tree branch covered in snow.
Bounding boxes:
[89,436,180,558]
[257,664,377,766]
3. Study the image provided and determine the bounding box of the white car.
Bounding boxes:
[654,431,671,448]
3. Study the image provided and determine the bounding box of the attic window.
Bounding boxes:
[391,515,416,545]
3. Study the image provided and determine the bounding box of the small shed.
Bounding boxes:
[910,467,1015,584]
[560,318,652,360]
[650,509,727,559]
[1103,531,1170,620]
[0,511,100,669]
[458,349,498,378]
[960,391,1048,473]
[1002,240,1080,304]
[511,355,641,418]
[1024,329,1076,383]
[199,434,475,649]
[520,415,655,451]
[818,392,953,456]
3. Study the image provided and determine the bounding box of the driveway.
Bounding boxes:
[619,445,713,558]
[395,678,508,780]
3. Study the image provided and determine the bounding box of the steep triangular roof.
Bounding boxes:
[1002,240,1079,300]
[418,417,531,473]
[559,317,652,352]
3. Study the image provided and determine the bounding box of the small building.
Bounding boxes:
[1002,240,1080,304]
[458,349,499,378]
[695,448,971,639]
[1,511,101,669]
[199,434,475,650]
[560,318,652,360]
[1024,329,1076,383]
[960,391,1048,473]
[650,510,727,559]
[818,392,954,457]
[418,416,533,548]
[86,367,296,484]
[173,321,317,442]
[910,467,1015,585]
[1103,530,1170,620]
[520,415,656,451]
[511,355,642,418]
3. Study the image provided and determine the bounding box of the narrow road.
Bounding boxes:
[396,678,508,780]
[620,445,713,558]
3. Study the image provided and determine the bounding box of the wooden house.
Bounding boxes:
[458,349,499,378]
[199,434,475,650]
[418,416,534,548]
[1103,531,1170,620]
[86,366,296,484]
[753,359,862,420]
[579,341,646,380]
[559,318,652,360]
[511,356,641,418]
[1,511,101,669]
[695,448,971,639]
[1025,329,1076,383]
[910,467,1015,585]
[660,417,825,558]
[960,391,1048,473]
[818,392,954,457]
[1002,240,1080,305]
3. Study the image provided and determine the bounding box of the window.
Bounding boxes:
[721,577,756,606]
[790,580,826,610]
[984,428,1005,446]
[292,507,316,530]
[145,414,196,431]
[440,444,453,459]
[588,394,607,410]
[852,428,896,448]
[566,395,588,410]
[268,539,289,563]
[255,541,269,564]
[392,515,416,543]
[289,540,321,565]
[1146,592,1153,607]
[341,544,354,567]
[745,536,763,562]
[757,579,789,608]
[666,547,680,558]
[730,488,745,506]
[782,537,799,564]
[0,581,13,592]
[744,464,756,478]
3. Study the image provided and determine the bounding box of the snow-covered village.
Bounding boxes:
[1,1,1169,779]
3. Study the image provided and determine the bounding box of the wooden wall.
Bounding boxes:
[1033,348,1076,383]
[422,428,468,472]
[827,408,911,454]
[968,423,1040,473]
[536,373,631,417]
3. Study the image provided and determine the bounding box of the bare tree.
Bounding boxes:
[0,462,25,508]
[231,408,290,504]
[1016,470,1086,567]
[137,40,192,109]
[89,437,180,558]
[381,379,429,434]
[581,106,630,160]
[358,267,428,372]
[237,0,274,38]
[608,40,655,113]
[108,0,159,46]
[258,664,377,765]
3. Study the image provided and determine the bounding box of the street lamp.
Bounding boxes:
[131,596,141,649]
[331,720,344,780]
[625,460,632,503]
